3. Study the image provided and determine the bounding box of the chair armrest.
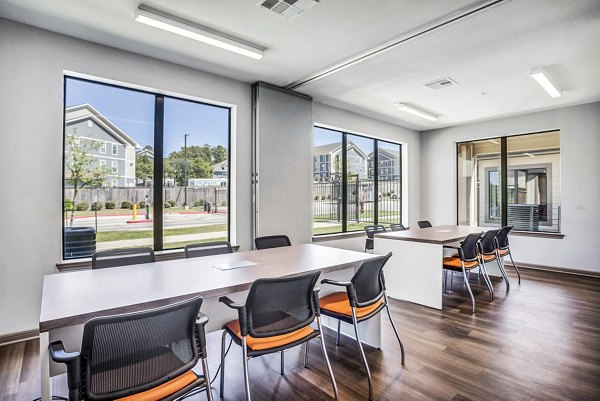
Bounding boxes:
[195,312,209,358]
[312,288,321,316]
[443,245,461,250]
[321,279,359,306]
[219,296,245,310]
[321,279,352,287]
[219,296,248,336]
[49,341,81,401]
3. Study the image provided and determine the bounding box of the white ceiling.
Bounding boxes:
[1,0,599,130]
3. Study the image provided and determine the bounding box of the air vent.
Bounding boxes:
[258,0,319,19]
[424,77,458,90]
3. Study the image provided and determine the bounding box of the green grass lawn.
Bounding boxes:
[65,206,210,218]
[313,222,369,235]
[163,237,228,250]
[97,224,227,242]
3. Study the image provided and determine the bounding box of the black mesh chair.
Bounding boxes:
[364,225,386,252]
[49,297,213,401]
[91,247,155,269]
[219,270,338,401]
[496,225,521,283]
[442,232,492,313]
[185,241,233,258]
[390,223,406,231]
[417,220,432,228]
[478,229,510,291]
[254,235,291,250]
[319,253,405,400]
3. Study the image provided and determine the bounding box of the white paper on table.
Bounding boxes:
[212,260,258,270]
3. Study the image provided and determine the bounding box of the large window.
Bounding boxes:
[457,130,560,233]
[63,77,230,259]
[313,126,402,235]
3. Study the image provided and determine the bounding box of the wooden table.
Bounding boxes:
[39,244,377,401]
[374,225,499,309]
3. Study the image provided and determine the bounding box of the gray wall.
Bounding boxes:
[420,102,600,272]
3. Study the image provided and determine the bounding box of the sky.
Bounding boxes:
[65,78,229,154]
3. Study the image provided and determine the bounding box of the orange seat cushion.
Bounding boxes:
[319,292,383,318]
[225,320,314,351]
[480,254,496,262]
[497,249,510,256]
[442,257,479,269]
[117,370,197,401]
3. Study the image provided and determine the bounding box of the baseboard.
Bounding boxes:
[0,329,39,346]
[516,262,600,278]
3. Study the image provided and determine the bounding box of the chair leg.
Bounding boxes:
[450,271,454,289]
[383,297,405,365]
[241,337,251,401]
[317,316,339,400]
[496,255,510,292]
[462,265,476,314]
[280,350,285,376]
[351,309,373,400]
[304,341,309,368]
[479,262,494,301]
[443,269,447,294]
[336,320,341,346]
[219,330,227,398]
[508,252,521,284]
[200,356,214,401]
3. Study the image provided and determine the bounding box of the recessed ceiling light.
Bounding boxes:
[394,103,438,121]
[134,6,265,60]
[529,67,561,98]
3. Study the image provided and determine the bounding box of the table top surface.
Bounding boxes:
[39,244,376,332]
[376,225,486,244]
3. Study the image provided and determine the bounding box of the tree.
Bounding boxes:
[135,153,153,181]
[165,144,227,185]
[64,132,107,226]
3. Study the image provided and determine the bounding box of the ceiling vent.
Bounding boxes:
[258,0,319,20]
[424,77,458,90]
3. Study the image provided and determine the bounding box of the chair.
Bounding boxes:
[390,223,406,231]
[49,297,213,401]
[442,232,493,313]
[254,235,291,250]
[185,241,233,258]
[417,220,432,228]
[219,270,338,401]
[364,225,386,252]
[319,253,405,400]
[478,229,510,291]
[495,225,521,284]
[91,247,155,269]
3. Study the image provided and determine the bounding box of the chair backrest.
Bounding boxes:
[91,247,155,269]
[244,270,320,338]
[364,225,386,239]
[254,235,291,250]
[496,226,513,249]
[185,241,233,258]
[479,229,500,254]
[390,223,406,231]
[80,297,202,400]
[417,220,432,228]
[460,233,483,261]
[351,252,392,307]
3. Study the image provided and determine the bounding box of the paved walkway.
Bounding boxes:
[96,231,228,250]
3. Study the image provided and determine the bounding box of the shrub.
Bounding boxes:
[105,201,115,209]
[314,196,319,201]
[91,201,103,211]
[138,200,146,209]
[167,200,176,208]
[164,201,171,208]
[326,194,331,200]
[121,201,132,209]
[194,200,205,207]
[75,201,89,211]
[64,199,74,212]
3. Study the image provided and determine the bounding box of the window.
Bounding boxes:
[313,126,402,235]
[457,130,560,233]
[63,77,231,259]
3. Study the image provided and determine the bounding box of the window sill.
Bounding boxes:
[510,231,564,239]
[312,231,366,242]
[56,245,240,272]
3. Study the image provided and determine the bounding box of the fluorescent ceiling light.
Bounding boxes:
[134,7,265,60]
[394,103,438,121]
[529,67,561,98]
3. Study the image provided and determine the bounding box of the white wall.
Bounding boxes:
[0,19,253,337]
[313,102,421,229]
[420,102,600,272]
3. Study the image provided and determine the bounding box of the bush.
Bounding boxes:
[75,201,89,211]
[138,200,146,209]
[91,201,103,211]
[194,200,205,207]
[64,199,74,212]
[321,195,326,200]
[314,196,319,201]
[105,201,115,209]
[164,201,171,208]
[326,194,331,200]
[121,201,132,209]
[167,200,176,208]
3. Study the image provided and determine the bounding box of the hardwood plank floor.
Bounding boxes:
[1,268,599,400]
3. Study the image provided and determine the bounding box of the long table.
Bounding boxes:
[39,244,378,401]
[374,225,501,310]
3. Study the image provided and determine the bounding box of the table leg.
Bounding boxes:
[40,331,52,401]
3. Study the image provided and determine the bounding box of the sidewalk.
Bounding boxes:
[96,231,227,250]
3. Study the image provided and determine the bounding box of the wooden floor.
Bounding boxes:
[1,268,600,401]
